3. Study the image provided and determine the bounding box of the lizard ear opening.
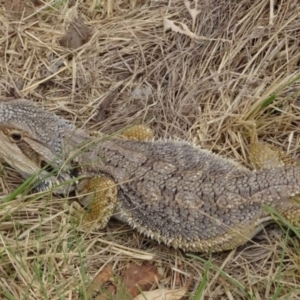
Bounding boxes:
[9,131,23,142]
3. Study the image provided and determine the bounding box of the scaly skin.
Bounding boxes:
[0,99,300,252]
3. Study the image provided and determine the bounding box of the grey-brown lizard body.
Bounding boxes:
[1,99,300,252]
[79,138,300,251]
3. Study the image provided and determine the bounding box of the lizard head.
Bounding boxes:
[0,99,80,194]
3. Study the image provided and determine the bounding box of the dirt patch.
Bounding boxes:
[59,17,92,49]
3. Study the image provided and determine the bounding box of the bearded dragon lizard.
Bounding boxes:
[0,99,300,252]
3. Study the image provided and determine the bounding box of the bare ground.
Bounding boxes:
[1,0,300,299]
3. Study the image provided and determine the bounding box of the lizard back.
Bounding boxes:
[79,138,300,250]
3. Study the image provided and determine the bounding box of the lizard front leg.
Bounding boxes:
[74,125,152,229]
[91,124,153,141]
[119,124,154,141]
[73,177,118,229]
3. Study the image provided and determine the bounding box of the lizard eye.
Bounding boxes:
[9,131,23,142]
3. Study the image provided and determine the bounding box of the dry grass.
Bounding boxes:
[1,0,300,299]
